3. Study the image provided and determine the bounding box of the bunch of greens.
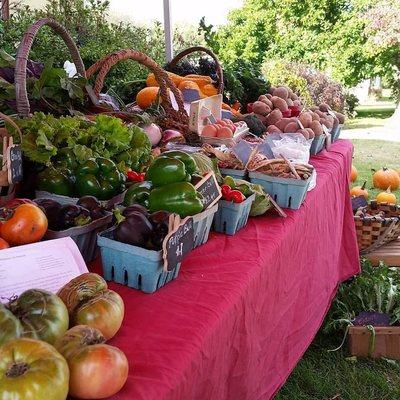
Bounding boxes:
[324,261,400,333]
[0,50,87,115]
[13,113,151,171]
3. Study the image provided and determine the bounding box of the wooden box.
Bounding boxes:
[348,326,400,359]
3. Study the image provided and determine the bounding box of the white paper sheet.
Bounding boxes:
[0,237,88,302]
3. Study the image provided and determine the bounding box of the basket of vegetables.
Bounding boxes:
[248,156,314,210]
[354,200,400,254]
[35,196,112,262]
[86,49,190,139]
[213,182,255,236]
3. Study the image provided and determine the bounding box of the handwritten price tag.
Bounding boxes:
[194,172,222,209]
[162,216,194,271]
[7,145,23,184]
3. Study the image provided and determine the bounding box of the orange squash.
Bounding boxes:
[136,87,161,109]
[350,165,358,183]
[146,74,159,87]
[182,74,213,86]
[376,187,397,205]
[178,80,202,92]
[372,167,400,190]
[201,83,218,97]
[146,72,184,87]
[350,181,369,199]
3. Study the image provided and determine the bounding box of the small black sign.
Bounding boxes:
[194,172,222,209]
[352,195,368,212]
[7,145,23,184]
[163,217,194,271]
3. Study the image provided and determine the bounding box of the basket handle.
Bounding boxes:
[166,46,224,94]
[86,49,186,116]
[0,112,23,142]
[15,18,87,117]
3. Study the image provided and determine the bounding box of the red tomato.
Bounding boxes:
[56,325,128,399]
[220,184,232,199]
[229,190,246,203]
[127,171,141,182]
[0,237,9,249]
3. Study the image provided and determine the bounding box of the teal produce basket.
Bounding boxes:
[310,134,326,155]
[219,168,248,181]
[331,124,342,142]
[213,193,255,235]
[192,204,218,248]
[249,172,311,210]
[97,228,181,293]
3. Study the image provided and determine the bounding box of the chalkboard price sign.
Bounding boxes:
[7,145,23,184]
[194,172,222,209]
[163,216,194,271]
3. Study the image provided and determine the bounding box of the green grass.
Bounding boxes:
[351,139,400,199]
[276,334,400,400]
[345,104,395,130]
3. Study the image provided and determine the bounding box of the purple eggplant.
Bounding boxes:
[115,211,153,247]
[58,204,91,230]
[123,204,149,218]
[77,196,105,220]
[34,199,62,230]
[148,211,170,249]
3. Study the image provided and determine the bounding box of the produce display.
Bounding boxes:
[201,119,246,139]
[202,144,245,170]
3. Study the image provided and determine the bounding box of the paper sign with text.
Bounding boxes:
[0,237,88,302]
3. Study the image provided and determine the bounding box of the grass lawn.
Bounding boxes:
[277,131,400,397]
[345,103,396,130]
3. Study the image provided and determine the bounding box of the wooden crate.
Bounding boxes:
[348,326,400,359]
[365,237,400,267]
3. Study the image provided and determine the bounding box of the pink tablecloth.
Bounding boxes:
[91,140,360,400]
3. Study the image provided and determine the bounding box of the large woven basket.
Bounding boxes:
[165,46,224,94]
[354,201,400,254]
[14,18,88,117]
[86,49,190,137]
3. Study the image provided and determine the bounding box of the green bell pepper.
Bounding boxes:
[75,158,126,200]
[148,181,204,217]
[145,156,190,187]
[123,181,153,208]
[54,148,78,170]
[37,166,74,196]
[161,150,197,175]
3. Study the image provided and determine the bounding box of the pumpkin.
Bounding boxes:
[178,80,202,92]
[201,83,218,97]
[350,165,358,183]
[350,181,369,199]
[372,167,400,190]
[136,87,162,109]
[376,187,397,205]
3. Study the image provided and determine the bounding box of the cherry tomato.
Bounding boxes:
[229,190,246,203]
[220,184,232,199]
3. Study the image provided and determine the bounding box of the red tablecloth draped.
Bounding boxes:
[90,140,360,400]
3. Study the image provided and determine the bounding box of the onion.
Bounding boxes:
[140,123,162,147]
[161,129,185,145]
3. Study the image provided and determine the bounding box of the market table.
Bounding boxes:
[90,139,360,400]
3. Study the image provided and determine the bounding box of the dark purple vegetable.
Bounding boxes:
[114,211,153,247]
[149,210,170,226]
[34,198,62,230]
[123,204,149,218]
[353,312,391,327]
[148,211,170,249]
[77,196,104,220]
[57,204,91,229]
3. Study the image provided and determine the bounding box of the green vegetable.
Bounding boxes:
[191,152,223,183]
[37,166,74,196]
[161,150,198,175]
[75,158,125,200]
[146,156,190,187]
[54,148,78,170]
[123,181,153,208]
[149,182,204,217]
[223,176,271,216]
[243,114,266,136]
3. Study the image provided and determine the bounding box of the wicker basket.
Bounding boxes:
[354,201,400,254]
[0,113,23,205]
[165,46,224,94]
[86,49,190,137]
[14,18,88,117]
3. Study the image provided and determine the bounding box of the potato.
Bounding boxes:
[296,128,310,140]
[259,96,273,109]
[266,125,282,134]
[284,122,299,133]
[271,96,289,112]
[252,101,270,116]
[275,118,292,131]
[290,93,299,101]
[333,116,339,127]
[311,112,320,121]
[268,86,276,95]
[254,113,268,126]
[334,112,345,124]
[273,86,289,100]
[315,110,326,118]
[293,99,301,106]
[286,98,294,107]
[320,118,333,129]
[319,103,330,113]
[305,128,315,139]
[258,95,268,102]
[266,109,283,126]
[309,106,319,112]
[266,93,273,100]
[325,115,334,124]
[299,112,312,128]
[309,120,323,136]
